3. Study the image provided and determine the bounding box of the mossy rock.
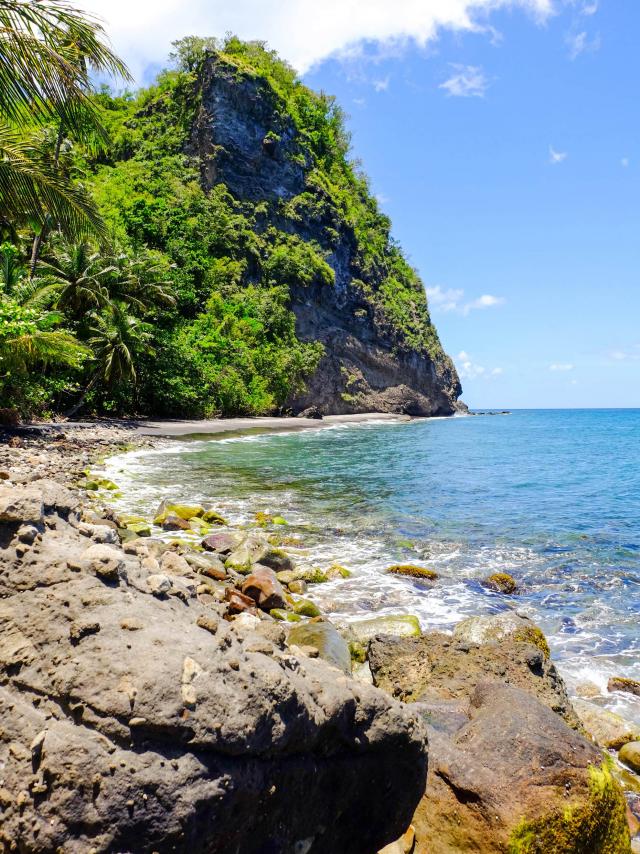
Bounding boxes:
[287,580,307,595]
[619,742,640,775]
[270,608,302,623]
[484,572,518,594]
[387,564,438,581]
[202,509,227,525]
[225,547,253,574]
[453,614,550,659]
[608,677,640,698]
[79,476,119,492]
[255,511,288,528]
[291,598,321,618]
[326,563,352,580]
[153,502,206,524]
[118,528,139,543]
[82,475,119,492]
[348,614,421,644]
[117,514,149,527]
[260,548,295,573]
[188,517,211,534]
[126,521,152,537]
[508,760,630,854]
[288,622,351,673]
[348,640,367,663]
[299,567,328,584]
[512,626,551,659]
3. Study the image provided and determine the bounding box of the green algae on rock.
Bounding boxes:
[483,572,519,594]
[291,597,321,618]
[288,622,351,674]
[452,613,550,658]
[348,615,422,644]
[387,565,438,581]
[619,742,640,775]
[508,760,630,854]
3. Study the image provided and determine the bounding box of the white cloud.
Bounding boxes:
[77,0,555,81]
[456,351,503,380]
[467,294,504,310]
[427,285,504,316]
[549,363,574,371]
[373,76,389,92]
[609,347,640,362]
[580,1,598,16]
[440,64,489,98]
[566,29,601,59]
[426,285,465,313]
[549,145,568,165]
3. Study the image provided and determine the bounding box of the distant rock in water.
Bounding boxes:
[188,51,461,416]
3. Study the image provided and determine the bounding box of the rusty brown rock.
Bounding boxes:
[241,565,287,611]
[224,587,258,615]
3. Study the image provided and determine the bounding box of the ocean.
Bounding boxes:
[104,409,640,727]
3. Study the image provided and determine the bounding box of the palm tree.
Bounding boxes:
[0,0,130,244]
[66,301,153,416]
[35,240,113,315]
[104,250,176,312]
[0,125,105,244]
[0,240,86,374]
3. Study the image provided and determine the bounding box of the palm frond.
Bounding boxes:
[0,0,131,132]
[0,124,106,239]
[0,327,87,373]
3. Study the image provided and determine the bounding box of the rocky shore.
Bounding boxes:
[0,425,637,852]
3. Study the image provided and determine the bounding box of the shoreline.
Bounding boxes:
[1,421,638,851]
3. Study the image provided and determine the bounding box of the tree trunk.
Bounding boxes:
[29,124,65,276]
[65,373,98,419]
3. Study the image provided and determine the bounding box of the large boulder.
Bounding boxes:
[369,631,630,853]
[411,683,630,854]
[0,485,428,853]
[369,630,579,728]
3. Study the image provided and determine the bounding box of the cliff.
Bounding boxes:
[190,50,461,416]
[91,38,462,417]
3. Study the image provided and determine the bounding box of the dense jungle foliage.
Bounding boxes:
[0,17,443,420]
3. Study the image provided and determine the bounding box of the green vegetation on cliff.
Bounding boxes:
[1,28,449,419]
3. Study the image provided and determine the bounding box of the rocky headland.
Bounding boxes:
[0,425,636,852]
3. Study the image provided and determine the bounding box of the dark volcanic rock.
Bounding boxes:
[369,629,630,853]
[412,683,630,854]
[368,630,581,729]
[0,483,428,853]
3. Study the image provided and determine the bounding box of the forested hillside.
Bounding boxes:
[1,23,460,419]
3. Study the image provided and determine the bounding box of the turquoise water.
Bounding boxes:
[105,409,640,724]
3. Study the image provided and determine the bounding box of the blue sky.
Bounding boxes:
[83,0,639,408]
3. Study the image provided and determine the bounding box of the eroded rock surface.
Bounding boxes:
[0,483,428,853]
[368,626,630,853]
[369,629,580,728]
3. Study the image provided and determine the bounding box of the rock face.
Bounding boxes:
[190,54,462,416]
[368,627,630,854]
[0,484,428,853]
[369,614,630,854]
[369,629,581,728]
[413,683,629,854]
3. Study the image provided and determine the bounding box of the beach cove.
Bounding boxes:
[1,411,638,851]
